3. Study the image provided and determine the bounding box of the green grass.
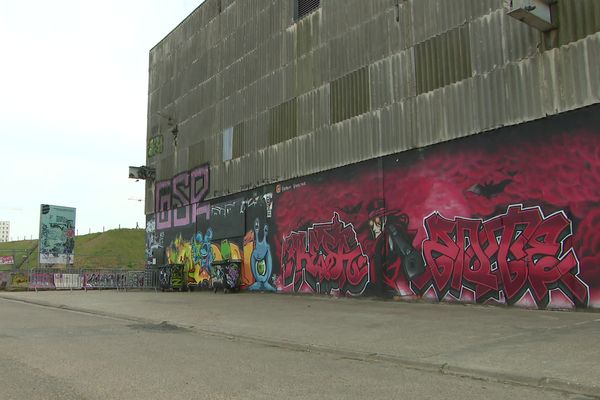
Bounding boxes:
[0,228,145,270]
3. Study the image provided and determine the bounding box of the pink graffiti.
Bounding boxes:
[156,165,210,230]
[281,213,370,296]
[421,205,589,307]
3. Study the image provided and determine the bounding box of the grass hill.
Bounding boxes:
[0,228,145,270]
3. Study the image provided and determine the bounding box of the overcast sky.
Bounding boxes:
[0,0,203,240]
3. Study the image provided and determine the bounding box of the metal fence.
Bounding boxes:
[0,269,161,292]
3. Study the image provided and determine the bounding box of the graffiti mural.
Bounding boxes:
[281,213,370,296]
[365,199,425,297]
[245,193,276,291]
[145,216,164,265]
[146,106,600,309]
[271,106,600,308]
[416,205,588,307]
[39,204,76,265]
[249,217,274,291]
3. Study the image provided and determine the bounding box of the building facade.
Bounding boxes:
[145,0,600,309]
[0,221,9,243]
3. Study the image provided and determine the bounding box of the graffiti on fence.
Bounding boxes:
[126,271,146,289]
[10,272,28,289]
[0,256,14,265]
[29,273,55,289]
[281,213,370,296]
[84,272,126,289]
[0,272,9,289]
[158,265,185,290]
[54,273,84,289]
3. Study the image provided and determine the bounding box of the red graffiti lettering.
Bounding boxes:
[422,205,589,307]
[281,213,370,296]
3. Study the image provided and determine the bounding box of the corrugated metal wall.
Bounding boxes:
[145,0,600,213]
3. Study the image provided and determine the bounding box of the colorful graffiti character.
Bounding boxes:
[249,218,275,291]
[192,228,214,276]
[367,199,426,296]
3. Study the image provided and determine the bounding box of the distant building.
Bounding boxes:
[0,221,9,242]
[143,1,600,309]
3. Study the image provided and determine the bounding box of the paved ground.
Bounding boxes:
[0,290,598,399]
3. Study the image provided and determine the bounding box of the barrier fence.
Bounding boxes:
[0,269,161,292]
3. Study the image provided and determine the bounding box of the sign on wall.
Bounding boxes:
[39,204,76,265]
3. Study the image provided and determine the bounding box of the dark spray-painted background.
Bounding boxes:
[149,106,600,309]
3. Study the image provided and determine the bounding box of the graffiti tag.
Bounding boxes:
[420,205,589,307]
[156,165,210,230]
[281,213,370,296]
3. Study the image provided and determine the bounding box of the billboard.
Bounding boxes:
[39,204,76,265]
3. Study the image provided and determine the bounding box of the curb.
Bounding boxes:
[1,294,599,399]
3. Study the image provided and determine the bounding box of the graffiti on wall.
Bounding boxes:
[166,229,245,288]
[244,193,276,291]
[155,165,210,230]
[364,199,426,297]
[147,135,163,158]
[415,205,589,307]
[146,106,600,308]
[146,217,164,265]
[281,213,370,296]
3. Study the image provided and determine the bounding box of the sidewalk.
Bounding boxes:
[1,290,599,397]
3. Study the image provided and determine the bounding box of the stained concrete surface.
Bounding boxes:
[0,290,598,399]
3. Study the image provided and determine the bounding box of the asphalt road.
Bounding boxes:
[0,296,596,400]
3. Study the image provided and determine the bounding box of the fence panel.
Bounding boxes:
[8,271,29,290]
[84,271,122,290]
[28,270,56,290]
[54,271,84,290]
[0,271,10,290]
[144,269,160,291]
[0,269,159,291]
[125,271,146,289]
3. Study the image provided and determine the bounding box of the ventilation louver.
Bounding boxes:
[296,0,320,20]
